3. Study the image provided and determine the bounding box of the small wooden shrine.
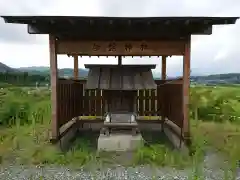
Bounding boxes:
[85,60,157,135]
[1,15,238,149]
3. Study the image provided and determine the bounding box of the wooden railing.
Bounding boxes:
[57,78,183,129]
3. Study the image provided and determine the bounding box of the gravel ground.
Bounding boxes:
[0,164,233,180]
[0,152,239,180]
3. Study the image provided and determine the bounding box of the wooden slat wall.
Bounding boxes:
[83,89,102,116]
[163,83,183,128]
[57,78,183,128]
[57,79,84,127]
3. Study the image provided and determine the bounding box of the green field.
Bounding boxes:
[0,85,240,175]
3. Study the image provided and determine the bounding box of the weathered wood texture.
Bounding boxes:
[183,38,191,141]
[3,16,238,40]
[57,79,83,127]
[103,90,136,112]
[49,35,58,140]
[57,78,183,131]
[57,40,186,56]
[73,55,78,79]
[85,65,157,90]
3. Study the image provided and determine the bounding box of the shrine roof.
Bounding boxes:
[1,16,238,40]
[84,64,157,90]
[84,64,156,69]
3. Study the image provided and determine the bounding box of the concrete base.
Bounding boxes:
[97,133,144,152]
[57,118,79,151]
[163,125,189,154]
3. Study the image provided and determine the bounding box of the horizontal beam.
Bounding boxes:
[56,40,186,56]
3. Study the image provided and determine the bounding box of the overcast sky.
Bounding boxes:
[0,0,239,76]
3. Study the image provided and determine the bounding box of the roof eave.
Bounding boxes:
[1,16,239,25]
[1,16,238,38]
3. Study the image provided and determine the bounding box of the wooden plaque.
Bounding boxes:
[57,40,186,56]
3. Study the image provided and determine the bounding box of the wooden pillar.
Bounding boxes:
[73,55,78,79]
[161,55,167,124]
[183,37,191,141]
[49,35,59,142]
[118,56,122,65]
[161,56,167,80]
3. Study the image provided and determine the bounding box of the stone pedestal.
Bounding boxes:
[97,133,143,152]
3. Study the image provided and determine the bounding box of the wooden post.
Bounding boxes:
[118,56,122,65]
[49,35,59,142]
[73,55,78,79]
[161,55,167,124]
[161,56,167,80]
[183,37,191,142]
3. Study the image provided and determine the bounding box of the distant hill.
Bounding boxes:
[190,73,240,85]
[18,66,49,72]
[18,66,240,85]
[58,68,89,77]
[0,62,15,72]
[18,67,168,79]
[18,66,89,77]
[1,62,240,85]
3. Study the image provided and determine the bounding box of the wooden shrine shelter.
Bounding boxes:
[85,64,157,113]
[85,64,158,136]
[1,16,238,147]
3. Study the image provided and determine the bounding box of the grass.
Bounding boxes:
[1,118,238,169]
[0,85,240,178]
[191,120,240,166]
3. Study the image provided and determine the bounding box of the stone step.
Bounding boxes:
[97,134,143,152]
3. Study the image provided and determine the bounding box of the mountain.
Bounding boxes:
[14,66,176,79]
[152,72,161,78]
[18,66,49,72]
[0,62,15,72]
[2,63,240,85]
[190,73,240,85]
[17,66,89,77]
[58,68,89,77]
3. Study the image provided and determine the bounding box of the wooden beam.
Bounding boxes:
[73,55,78,79]
[49,35,59,142]
[182,37,191,142]
[161,56,167,80]
[56,40,186,56]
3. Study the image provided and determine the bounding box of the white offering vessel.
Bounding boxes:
[105,114,110,123]
[130,114,136,123]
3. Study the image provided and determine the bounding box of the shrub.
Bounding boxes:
[190,85,240,123]
[0,87,50,126]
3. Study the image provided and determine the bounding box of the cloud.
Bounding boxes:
[0,0,54,43]
[0,0,239,76]
[0,19,46,43]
